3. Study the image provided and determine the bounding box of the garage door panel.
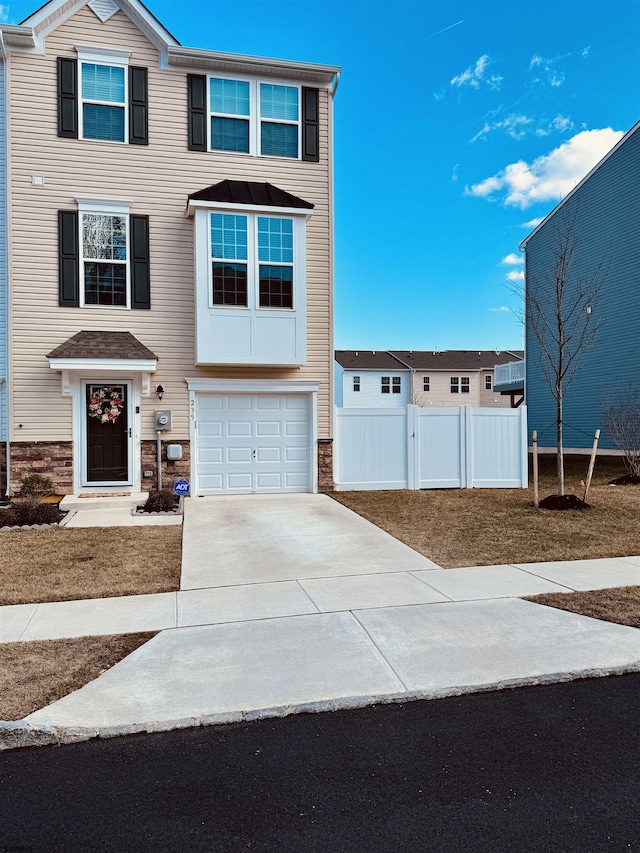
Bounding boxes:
[228,473,253,489]
[228,396,254,411]
[257,447,282,462]
[199,422,223,437]
[227,421,253,437]
[195,392,312,495]
[256,421,282,436]
[228,447,253,463]
[199,448,223,463]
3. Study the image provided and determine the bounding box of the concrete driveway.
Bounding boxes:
[180,492,441,589]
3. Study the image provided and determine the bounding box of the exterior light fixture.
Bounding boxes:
[156,384,164,400]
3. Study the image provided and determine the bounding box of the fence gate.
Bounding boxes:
[335,405,528,491]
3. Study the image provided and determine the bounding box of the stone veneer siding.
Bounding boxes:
[140,439,191,493]
[10,441,74,494]
[9,437,333,494]
[318,438,334,492]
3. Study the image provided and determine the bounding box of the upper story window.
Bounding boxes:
[485,374,492,390]
[260,83,299,157]
[423,376,430,392]
[381,376,402,394]
[207,77,299,158]
[353,376,360,392]
[82,212,128,305]
[57,50,148,145]
[58,198,150,310]
[210,212,295,310]
[81,62,126,142]
[451,376,470,393]
[188,74,319,162]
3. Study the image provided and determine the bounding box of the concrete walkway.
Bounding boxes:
[2,494,639,749]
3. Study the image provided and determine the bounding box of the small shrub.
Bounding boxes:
[140,490,179,513]
[16,474,55,500]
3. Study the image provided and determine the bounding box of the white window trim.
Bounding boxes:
[208,211,296,311]
[353,375,360,392]
[206,72,302,159]
[392,376,401,393]
[381,376,390,394]
[485,374,492,390]
[77,198,131,310]
[461,376,470,394]
[76,47,130,144]
[423,376,430,392]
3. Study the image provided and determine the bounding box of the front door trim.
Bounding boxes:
[82,380,133,487]
[61,371,144,494]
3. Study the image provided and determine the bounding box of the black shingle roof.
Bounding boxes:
[188,180,313,210]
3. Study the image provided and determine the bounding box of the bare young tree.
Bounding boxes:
[518,212,607,496]
[602,386,640,479]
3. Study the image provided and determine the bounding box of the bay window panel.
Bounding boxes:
[258,217,293,263]
[211,214,247,260]
[259,266,293,308]
[212,262,248,306]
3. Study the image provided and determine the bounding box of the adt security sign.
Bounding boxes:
[174,479,190,496]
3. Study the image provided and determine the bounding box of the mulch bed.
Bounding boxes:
[609,474,640,486]
[538,494,590,511]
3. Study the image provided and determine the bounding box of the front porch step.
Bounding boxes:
[60,493,147,512]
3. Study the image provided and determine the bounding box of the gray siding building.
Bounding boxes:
[521,120,640,451]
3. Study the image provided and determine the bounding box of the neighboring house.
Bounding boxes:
[522,120,640,451]
[1,0,339,496]
[335,351,523,408]
[334,352,409,407]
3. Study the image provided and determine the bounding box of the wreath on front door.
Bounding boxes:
[88,387,124,424]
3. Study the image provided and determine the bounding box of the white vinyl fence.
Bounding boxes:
[335,405,528,491]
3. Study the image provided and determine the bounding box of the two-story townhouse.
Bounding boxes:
[334,350,523,408]
[334,351,409,407]
[1,0,339,497]
[522,120,640,452]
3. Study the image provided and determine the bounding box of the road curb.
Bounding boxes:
[2,662,638,752]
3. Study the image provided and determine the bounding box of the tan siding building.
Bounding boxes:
[4,0,339,496]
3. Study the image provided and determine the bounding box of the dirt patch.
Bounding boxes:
[527,586,640,629]
[0,526,182,605]
[0,632,156,721]
[538,494,590,511]
[609,474,640,486]
[332,456,640,568]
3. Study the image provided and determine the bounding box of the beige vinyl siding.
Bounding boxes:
[411,371,512,408]
[8,5,333,443]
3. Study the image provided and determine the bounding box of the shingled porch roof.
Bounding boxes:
[47,331,157,362]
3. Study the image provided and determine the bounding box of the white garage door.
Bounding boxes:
[194,393,312,495]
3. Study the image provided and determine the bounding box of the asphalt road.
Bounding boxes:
[1,674,639,852]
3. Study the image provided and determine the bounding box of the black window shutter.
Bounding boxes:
[58,210,79,306]
[129,66,148,145]
[187,74,207,151]
[302,87,319,162]
[57,58,78,139]
[130,215,151,309]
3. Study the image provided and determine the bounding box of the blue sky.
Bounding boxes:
[7,0,640,351]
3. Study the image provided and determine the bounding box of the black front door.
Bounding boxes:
[86,384,129,483]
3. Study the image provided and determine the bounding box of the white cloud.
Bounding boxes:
[488,306,512,312]
[582,46,592,58]
[529,53,565,87]
[506,270,525,283]
[451,54,502,90]
[522,217,544,229]
[465,127,624,208]
[501,253,523,265]
[472,113,533,142]
[0,5,8,23]
[451,163,459,182]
